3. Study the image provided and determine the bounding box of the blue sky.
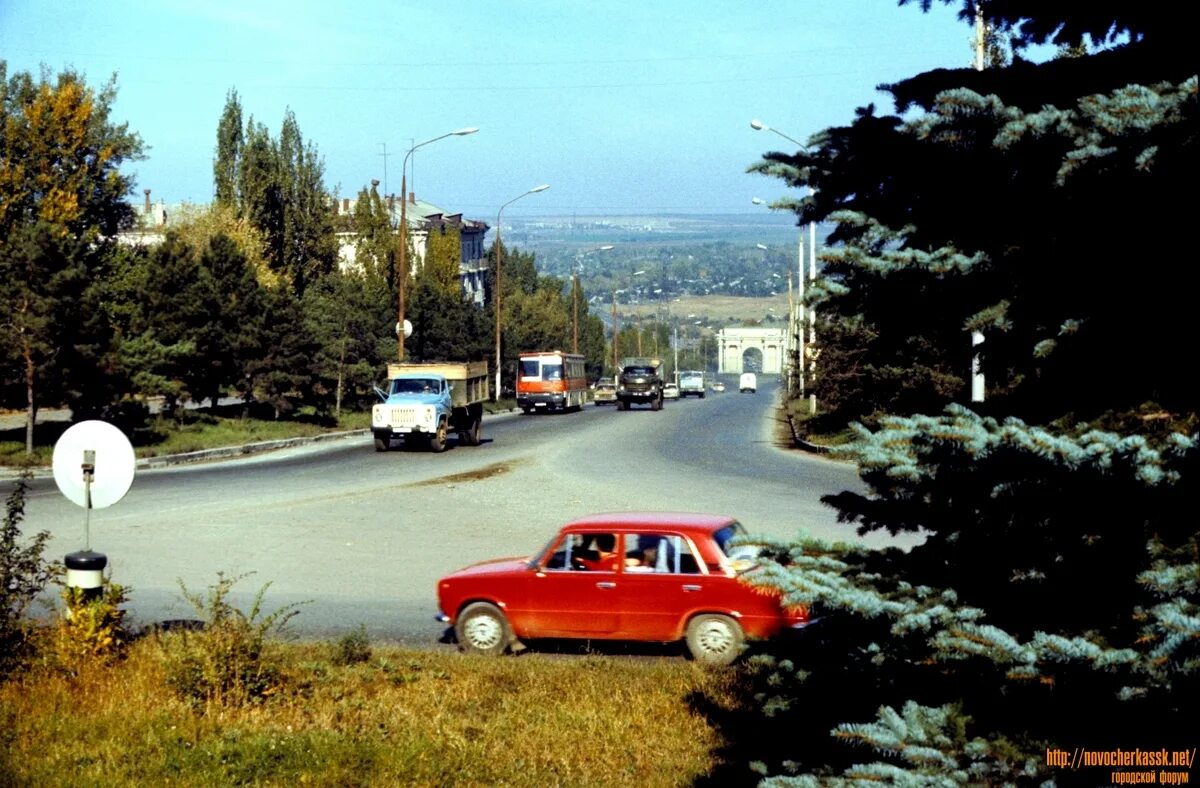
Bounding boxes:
[3,1,993,219]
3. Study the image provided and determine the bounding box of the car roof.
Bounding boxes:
[562,512,736,535]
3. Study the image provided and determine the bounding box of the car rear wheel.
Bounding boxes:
[686,614,744,666]
[455,602,511,656]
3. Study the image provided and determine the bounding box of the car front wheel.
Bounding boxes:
[455,602,512,656]
[686,614,744,666]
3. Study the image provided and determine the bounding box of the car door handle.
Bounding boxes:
[682,584,702,592]
[596,582,616,589]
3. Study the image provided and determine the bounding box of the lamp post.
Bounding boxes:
[751,119,819,412]
[754,197,805,399]
[494,184,550,399]
[572,245,614,353]
[396,127,478,361]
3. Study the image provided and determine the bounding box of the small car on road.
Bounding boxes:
[593,380,617,405]
[436,512,808,665]
[663,383,680,399]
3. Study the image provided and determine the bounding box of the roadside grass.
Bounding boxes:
[1,399,520,468]
[0,638,738,786]
[0,408,371,468]
[784,400,856,449]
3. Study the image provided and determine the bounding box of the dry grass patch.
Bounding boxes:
[0,639,740,786]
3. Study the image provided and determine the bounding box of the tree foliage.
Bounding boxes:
[302,268,392,415]
[751,4,1196,428]
[217,93,335,296]
[484,241,604,388]
[423,225,463,299]
[213,88,242,208]
[0,63,143,451]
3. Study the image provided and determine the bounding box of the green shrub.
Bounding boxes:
[159,571,307,709]
[53,582,131,673]
[0,473,59,677]
[332,624,371,666]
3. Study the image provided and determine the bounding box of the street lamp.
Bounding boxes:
[753,196,807,400]
[396,127,478,361]
[750,118,805,148]
[750,120,820,411]
[494,184,550,399]
[573,245,614,353]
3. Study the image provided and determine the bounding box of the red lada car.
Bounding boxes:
[436,512,808,665]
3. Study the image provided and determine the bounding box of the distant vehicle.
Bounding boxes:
[616,356,665,411]
[435,512,811,665]
[678,370,705,398]
[373,361,489,452]
[593,380,617,405]
[517,351,588,413]
[663,383,680,399]
[739,372,757,393]
[712,381,726,393]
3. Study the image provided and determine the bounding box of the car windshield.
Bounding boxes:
[597,382,614,390]
[713,522,758,571]
[391,378,439,395]
[624,366,655,376]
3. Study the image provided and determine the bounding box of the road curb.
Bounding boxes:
[786,414,832,455]
[0,408,525,481]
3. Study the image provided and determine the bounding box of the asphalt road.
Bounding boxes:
[11,377,880,646]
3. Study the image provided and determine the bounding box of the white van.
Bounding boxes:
[739,372,757,393]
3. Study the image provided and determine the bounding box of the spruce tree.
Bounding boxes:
[731,2,1199,783]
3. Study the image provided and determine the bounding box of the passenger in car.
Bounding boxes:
[625,535,661,572]
[576,534,619,571]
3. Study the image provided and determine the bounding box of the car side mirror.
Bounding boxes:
[373,385,388,402]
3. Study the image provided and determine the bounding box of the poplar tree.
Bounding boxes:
[278,109,336,295]
[214,88,242,208]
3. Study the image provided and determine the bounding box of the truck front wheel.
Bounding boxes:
[374,435,390,452]
[429,420,448,452]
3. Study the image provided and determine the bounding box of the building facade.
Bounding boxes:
[333,192,490,305]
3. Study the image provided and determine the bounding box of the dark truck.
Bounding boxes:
[616,356,665,411]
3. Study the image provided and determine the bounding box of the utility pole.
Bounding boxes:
[572,273,579,353]
[673,326,679,384]
[611,289,619,373]
[378,143,390,196]
[970,1,987,402]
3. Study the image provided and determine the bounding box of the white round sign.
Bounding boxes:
[52,420,136,509]
[395,319,413,338]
